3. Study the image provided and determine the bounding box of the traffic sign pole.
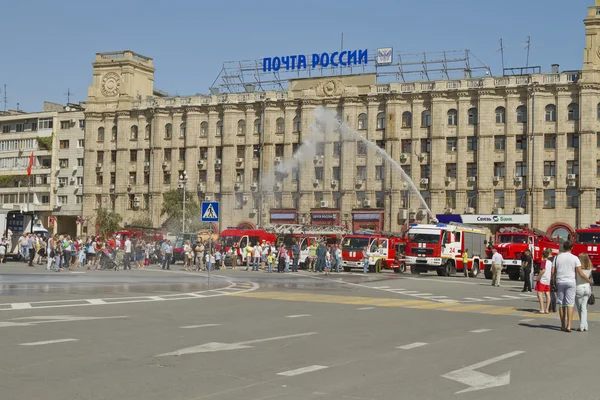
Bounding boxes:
[201,202,219,289]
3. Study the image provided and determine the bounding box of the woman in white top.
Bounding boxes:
[535,249,553,314]
[183,241,192,271]
[575,253,594,332]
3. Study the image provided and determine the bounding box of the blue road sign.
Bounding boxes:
[201,202,219,222]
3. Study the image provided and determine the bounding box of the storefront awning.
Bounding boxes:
[436,214,530,225]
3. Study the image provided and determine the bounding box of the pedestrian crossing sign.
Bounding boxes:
[201,202,219,222]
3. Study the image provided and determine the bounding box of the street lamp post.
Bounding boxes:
[179,170,188,233]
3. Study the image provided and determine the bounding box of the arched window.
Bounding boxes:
[237,120,246,136]
[130,125,138,140]
[545,104,556,122]
[358,113,368,130]
[495,107,506,124]
[200,121,208,136]
[567,103,579,121]
[597,103,600,120]
[145,124,151,140]
[516,106,527,123]
[447,109,458,126]
[178,123,185,138]
[467,108,478,125]
[376,112,386,130]
[216,120,223,136]
[402,111,412,128]
[97,127,105,141]
[164,123,172,139]
[421,110,431,127]
[254,119,261,134]
[111,126,117,141]
[293,115,301,133]
[275,117,285,134]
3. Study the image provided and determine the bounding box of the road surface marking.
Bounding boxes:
[158,332,318,356]
[442,351,524,394]
[356,307,375,310]
[470,328,491,333]
[20,338,78,346]
[427,296,451,299]
[413,293,434,296]
[277,365,328,376]
[483,297,502,300]
[502,295,521,299]
[70,271,86,274]
[447,305,496,312]
[519,319,534,323]
[180,324,220,329]
[148,296,165,301]
[11,303,32,310]
[286,314,311,318]
[519,293,536,298]
[371,286,390,289]
[86,299,106,305]
[408,302,459,310]
[463,297,483,302]
[397,342,428,350]
[484,307,518,315]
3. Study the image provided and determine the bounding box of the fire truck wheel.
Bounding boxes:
[469,261,480,278]
[444,261,454,277]
[410,265,420,275]
[593,273,600,286]
[484,265,492,280]
[508,271,521,281]
[394,262,406,274]
[436,268,445,276]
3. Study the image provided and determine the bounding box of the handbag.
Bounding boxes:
[588,290,595,306]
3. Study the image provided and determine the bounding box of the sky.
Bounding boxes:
[0,0,591,112]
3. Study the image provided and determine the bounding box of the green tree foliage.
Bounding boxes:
[95,207,122,238]
[128,213,154,228]
[160,189,200,233]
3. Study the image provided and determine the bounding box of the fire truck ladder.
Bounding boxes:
[447,222,487,231]
[354,229,404,238]
[265,224,351,236]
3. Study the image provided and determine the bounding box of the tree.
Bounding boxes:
[160,189,200,233]
[95,207,122,238]
[128,213,154,228]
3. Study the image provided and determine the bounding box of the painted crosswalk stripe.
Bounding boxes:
[483,297,502,300]
[470,328,491,333]
[519,293,535,297]
[463,297,483,302]
[11,303,32,310]
[502,295,521,299]
[286,314,311,318]
[86,299,106,305]
[519,319,534,323]
[277,365,328,376]
[397,342,428,350]
[180,324,220,329]
[148,296,165,301]
[357,307,375,310]
[20,338,78,346]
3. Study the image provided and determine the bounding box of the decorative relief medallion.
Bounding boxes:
[101,72,121,97]
[316,79,344,97]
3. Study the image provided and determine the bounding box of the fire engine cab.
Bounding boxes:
[571,225,600,283]
[341,234,378,271]
[405,223,487,277]
[483,227,559,281]
[355,230,407,273]
[220,228,277,265]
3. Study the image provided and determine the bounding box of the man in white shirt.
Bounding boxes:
[491,248,503,287]
[123,236,132,270]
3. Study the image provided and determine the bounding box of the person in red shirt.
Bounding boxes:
[107,235,116,250]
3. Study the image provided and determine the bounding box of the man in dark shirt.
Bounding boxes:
[521,249,533,292]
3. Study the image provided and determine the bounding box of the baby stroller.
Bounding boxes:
[99,248,123,271]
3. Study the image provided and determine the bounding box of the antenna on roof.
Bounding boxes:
[2,84,7,112]
[65,88,73,104]
[499,38,506,76]
[525,36,531,68]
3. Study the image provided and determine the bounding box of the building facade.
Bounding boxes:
[82,2,600,240]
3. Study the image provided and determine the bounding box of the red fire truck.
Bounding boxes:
[483,227,559,281]
[571,225,600,283]
[405,223,487,277]
[355,230,407,273]
[220,228,277,265]
[341,233,379,272]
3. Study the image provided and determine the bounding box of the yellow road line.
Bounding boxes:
[483,307,519,315]
[407,302,460,310]
[446,304,498,313]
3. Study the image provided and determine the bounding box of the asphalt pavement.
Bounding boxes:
[0,261,597,400]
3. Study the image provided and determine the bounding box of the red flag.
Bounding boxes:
[26,152,34,176]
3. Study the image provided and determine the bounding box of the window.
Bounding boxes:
[332,167,341,181]
[516,135,527,150]
[421,191,431,208]
[275,144,284,158]
[358,113,367,130]
[495,107,506,124]
[355,191,366,208]
[59,159,69,168]
[110,172,116,184]
[58,177,68,186]
[466,190,477,210]
[129,150,137,163]
[145,124,151,140]
[111,150,117,163]
[77,158,84,167]
[467,108,478,125]
[216,146,223,160]
[314,167,324,181]
[76,195,83,204]
[376,140,386,150]
[421,110,431,127]
[467,163,477,177]
[377,112,386,130]
[163,123,172,139]
[144,171,150,184]
[179,148,186,161]
[178,122,185,138]
[236,120,246,136]
[567,133,579,148]
[597,103,600,120]
[79,120,85,129]
[598,160,600,176]
[402,111,412,128]
[234,193,244,210]
[598,132,600,147]
[494,135,505,150]
[567,160,579,175]
[544,189,556,208]
[313,192,323,208]
[420,138,431,153]
[357,141,367,155]
[96,173,103,185]
[97,127,105,141]
[196,147,206,160]
[467,136,478,151]
[163,172,171,184]
[129,172,137,184]
[57,195,68,205]
[76,139,84,148]
[494,162,506,177]
[515,161,527,177]
[200,121,208,136]
[16,123,24,132]
[421,164,430,179]
[60,121,70,129]
[356,166,366,180]
[544,134,556,149]
[567,188,579,208]
[59,140,69,149]
[446,137,457,151]
[401,139,412,153]
[494,190,505,208]
[236,146,245,160]
[375,165,385,180]
[544,161,556,176]
[276,117,285,134]
[39,118,53,129]
[164,148,172,161]
[199,170,207,183]
[130,125,138,140]
[253,119,261,135]
[567,103,579,121]
[333,192,342,209]
[516,106,527,123]
[447,109,458,126]
[333,142,342,157]
[144,149,151,162]
[445,190,456,209]
[76,177,83,186]
[292,115,301,133]
[97,151,104,163]
[215,120,223,136]
[235,169,244,183]
[95,194,101,209]
[403,165,411,178]
[545,104,556,122]
[446,163,457,178]
[292,143,300,154]
[111,126,117,141]
[597,189,600,208]
[2,125,9,133]
[376,191,385,208]
[252,145,260,159]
